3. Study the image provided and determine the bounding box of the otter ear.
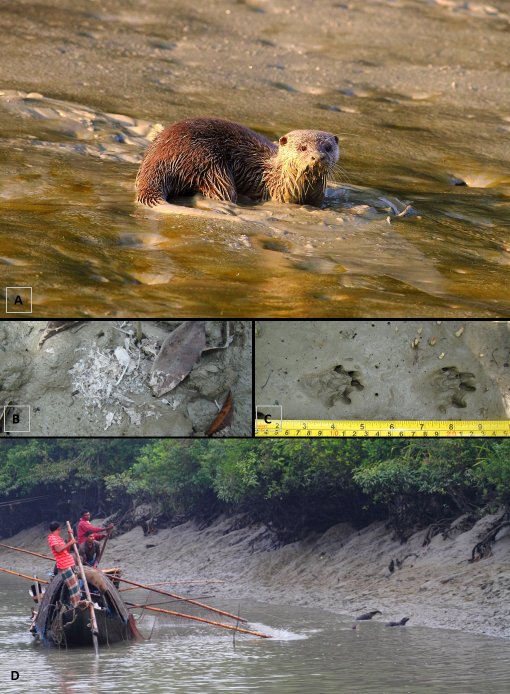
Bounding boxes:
[334,135,339,144]
[279,136,288,146]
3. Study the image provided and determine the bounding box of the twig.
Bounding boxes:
[112,326,134,336]
[115,363,129,386]
[261,369,273,390]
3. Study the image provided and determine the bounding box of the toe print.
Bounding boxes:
[434,366,477,410]
[300,364,364,408]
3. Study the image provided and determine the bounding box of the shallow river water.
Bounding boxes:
[0,0,509,317]
[1,577,509,693]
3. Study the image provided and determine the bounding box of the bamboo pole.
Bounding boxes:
[0,542,240,624]
[0,542,53,561]
[119,580,225,593]
[66,521,99,658]
[125,602,271,638]
[0,566,49,584]
[0,542,117,575]
[115,575,248,623]
[96,533,110,566]
[0,495,49,508]
[137,599,195,608]
[34,576,41,604]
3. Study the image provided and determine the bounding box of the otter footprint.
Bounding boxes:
[299,364,364,407]
[433,366,477,409]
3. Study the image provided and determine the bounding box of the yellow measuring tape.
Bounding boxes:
[255,420,510,437]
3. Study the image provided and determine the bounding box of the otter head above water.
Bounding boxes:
[279,130,339,174]
[135,117,340,209]
[264,129,339,206]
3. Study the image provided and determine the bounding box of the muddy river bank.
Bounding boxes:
[2,510,509,641]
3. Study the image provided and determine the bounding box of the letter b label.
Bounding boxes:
[3,406,30,433]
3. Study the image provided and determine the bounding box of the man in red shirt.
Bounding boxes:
[77,511,114,545]
[47,521,81,608]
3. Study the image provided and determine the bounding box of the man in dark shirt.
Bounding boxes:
[78,530,101,568]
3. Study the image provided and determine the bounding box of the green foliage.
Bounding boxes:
[211,445,259,505]
[473,441,510,504]
[105,440,215,515]
[351,441,506,534]
[353,441,480,502]
[1,439,508,539]
[210,440,360,503]
[0,439,146,497]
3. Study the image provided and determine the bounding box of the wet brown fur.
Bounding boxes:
[136,117,339,208]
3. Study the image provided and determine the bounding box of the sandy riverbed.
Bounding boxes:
[2,512,509,639]
[255,320,510,420]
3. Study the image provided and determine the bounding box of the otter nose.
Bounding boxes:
[310,153,325,162]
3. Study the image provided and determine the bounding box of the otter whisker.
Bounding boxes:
[332,162,353,185]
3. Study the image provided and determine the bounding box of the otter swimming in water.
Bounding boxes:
[136,117,339,208]
[385,617,410,627]
[356,610,382,621]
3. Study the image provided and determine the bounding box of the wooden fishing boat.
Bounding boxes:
[31,567,141,648]
[1,536,272,651]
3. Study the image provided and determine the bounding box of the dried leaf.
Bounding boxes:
[149,321,206,397]
[206,391,234,437]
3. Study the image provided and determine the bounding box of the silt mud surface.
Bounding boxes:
[0,320,252,436]
[0,0,509,316]
[255,320,510,420]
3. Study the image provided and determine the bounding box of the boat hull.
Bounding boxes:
[51,603,132,647]
[33,568,140,648]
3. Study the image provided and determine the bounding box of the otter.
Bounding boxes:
[136,117,339,208]
[356,610,382,621]
[385,617,410,627]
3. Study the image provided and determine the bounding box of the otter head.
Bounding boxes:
[278,130,339,175]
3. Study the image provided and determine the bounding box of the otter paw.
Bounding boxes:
[299,363,364,408]
[433,366,477,410]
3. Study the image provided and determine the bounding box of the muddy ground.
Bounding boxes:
[2,512,509,639]
[255,320,510,420]
[0,320,252,436]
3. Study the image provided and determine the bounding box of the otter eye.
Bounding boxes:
[300,145,307,152]
[324,144,332,152]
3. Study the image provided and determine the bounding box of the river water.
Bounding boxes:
[1,576,509,693]
[1,0,509,317]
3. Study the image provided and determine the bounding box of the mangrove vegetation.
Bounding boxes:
[0,439,509,544]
